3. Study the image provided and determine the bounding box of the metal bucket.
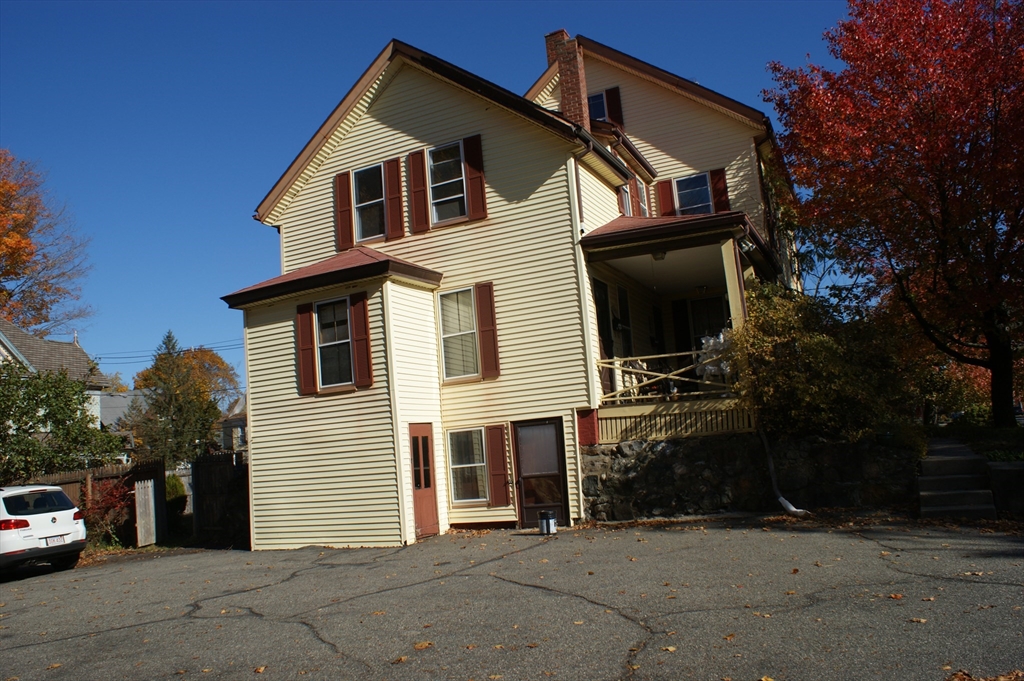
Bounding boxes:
[538,510,557,535]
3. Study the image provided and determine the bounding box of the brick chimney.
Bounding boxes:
[545,29,590,131]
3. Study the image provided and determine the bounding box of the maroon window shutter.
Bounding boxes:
[605,87,624,127]
[408,151,430,233]
[656,179,676,217]
[486,424,510,507]
[296,303,317,396]
[474,282,500,378]
[350,291,373,388]
[384,158,404,241]
[617,187,627,215]
[463,135,487,222]
[334,172,354,251]
[628,178,642,216]
[710,168,731,212]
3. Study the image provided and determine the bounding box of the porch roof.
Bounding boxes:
[580,212,782,280]
[222,247,443,309]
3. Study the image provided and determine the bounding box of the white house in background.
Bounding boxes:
[224,32,796,550]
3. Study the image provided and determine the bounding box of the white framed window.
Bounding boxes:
[674,173,713,216]
[622,183,632,217]
[439,287,479,379]
[429,141,466,223]
[638,181,649,217]
[587,92,607,121]
[353,164,385,241]
[316,298,352,387]
[448,428,487,502]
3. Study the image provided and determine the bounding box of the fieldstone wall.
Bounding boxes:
[581,435,919,521]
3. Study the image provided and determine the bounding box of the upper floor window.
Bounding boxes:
[638,181,649,217]
[588,92,607,121]
[316,298,352,387]
[439,287,479,378]
[429,141,467,223]
[353,165,385,241]
[674,173,713,216]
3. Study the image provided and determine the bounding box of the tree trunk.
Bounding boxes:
[987,330,1016,428]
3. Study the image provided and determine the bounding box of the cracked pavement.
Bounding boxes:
[1,516,1022,680]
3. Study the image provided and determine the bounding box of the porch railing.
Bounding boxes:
[597,348,735,406]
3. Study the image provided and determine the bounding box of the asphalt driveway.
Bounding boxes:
[2,514,1022,681]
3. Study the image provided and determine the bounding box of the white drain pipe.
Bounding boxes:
[759,428,811,517]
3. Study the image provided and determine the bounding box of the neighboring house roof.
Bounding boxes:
[99,390,149,429]
[580,213,782,279]
[222,246,444,309]
[254,39,631,225]
[526,34,772,135]
[0,318,107,387]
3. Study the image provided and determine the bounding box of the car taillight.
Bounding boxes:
[0,518,30,531]
[74,510,84,521]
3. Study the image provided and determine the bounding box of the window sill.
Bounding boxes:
[442,374,483,387]
[315,384,359,397]
[451,500,489,509]
[431,215,471,229]
[356,235,386,245]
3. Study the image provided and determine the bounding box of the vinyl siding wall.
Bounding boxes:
[271,63,590,524]
[582,58,765,233]
[384,280,448,537]
[577,164,622,233]
[244,283,401,549]
[534,76,561,112]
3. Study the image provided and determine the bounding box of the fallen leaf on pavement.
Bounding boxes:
[909,618,927,623]
[791,568,799,574]
[889,594,904,600]
[661,646,676,652]
[923,597,936,601]
[254,667,267,674]
[724,633,736,641]
[413,641,433,651]
[46,664,62,670]
[372,611,385,615]
[391,657,407,664]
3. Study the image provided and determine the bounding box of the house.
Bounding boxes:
[217,393,248,452]
[224,31,797,550]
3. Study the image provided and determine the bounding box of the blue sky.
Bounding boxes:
[0,0,846,387]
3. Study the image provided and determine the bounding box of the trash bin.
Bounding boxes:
[538,511,557,535]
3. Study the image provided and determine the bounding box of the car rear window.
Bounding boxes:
[2,490,76,516]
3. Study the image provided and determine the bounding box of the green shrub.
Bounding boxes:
[165,473,186,500]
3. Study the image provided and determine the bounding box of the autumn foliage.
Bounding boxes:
[0,149,90,335]
[766,0,1024,426]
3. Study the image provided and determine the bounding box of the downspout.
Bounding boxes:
[759,428,810,517]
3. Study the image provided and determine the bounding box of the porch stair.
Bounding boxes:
[918,439,997,520]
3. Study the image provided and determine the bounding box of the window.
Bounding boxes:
[621,183,632,216]
[449,428,487,502]
[316,299,352,387]
[638,181,649,217]
[439,288,479,378]
[353,165,385,241]
[674,173,713,215]
[429,141,466,223]
[588,92,607,121]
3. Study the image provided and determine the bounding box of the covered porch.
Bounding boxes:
[579,212,780,443]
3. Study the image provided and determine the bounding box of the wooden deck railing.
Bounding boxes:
[597,349,735,406]
[596,399,755,444]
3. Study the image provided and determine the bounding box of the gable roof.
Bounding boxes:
[222,246,444,309]
[525,35,772,135]
[0,318,104,385]
[255,39,630,226]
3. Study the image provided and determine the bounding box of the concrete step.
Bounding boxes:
[920,456,989,477]
[920,489,995,508]
[918,474,989,492]
[918,504,998,520]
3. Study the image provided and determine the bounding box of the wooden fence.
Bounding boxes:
[192,451,249,547]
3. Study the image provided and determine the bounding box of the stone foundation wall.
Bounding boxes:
[581,435,919,521]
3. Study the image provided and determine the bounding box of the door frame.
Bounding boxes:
[511,417,570,528]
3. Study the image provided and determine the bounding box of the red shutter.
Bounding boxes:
[334,172,354,251]
[605,87,624,127]
[475,282,500,378]
[710,168,731,212]
[350,291,373,388]
[296,303,317,396]
[628,177,642,216]
[384,158,404,241]
[486,424,511,507]
[656,180,676,217]
[463,134,487,221]
[408,150,430,233]
[617,187,627,215]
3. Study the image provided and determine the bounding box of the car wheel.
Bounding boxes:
[50,554,80,571]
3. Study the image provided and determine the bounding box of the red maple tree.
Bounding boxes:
[766,0,1024,427]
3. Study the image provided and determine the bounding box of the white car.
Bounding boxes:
[0,485,87,571]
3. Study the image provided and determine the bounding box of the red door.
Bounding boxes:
[410,424,439,538]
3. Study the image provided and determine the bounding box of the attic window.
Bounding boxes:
[353,165,386,241]
[587,93,607,121]
[429,141,467,223]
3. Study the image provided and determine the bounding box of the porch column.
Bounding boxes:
[721,239,747,329]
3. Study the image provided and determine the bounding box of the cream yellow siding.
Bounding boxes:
[384,280,448,537]
[577,163,621,233]
[534,75,561,111]
[582,57,765,232]
[271,62,591,524]
[244,283,402,549]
